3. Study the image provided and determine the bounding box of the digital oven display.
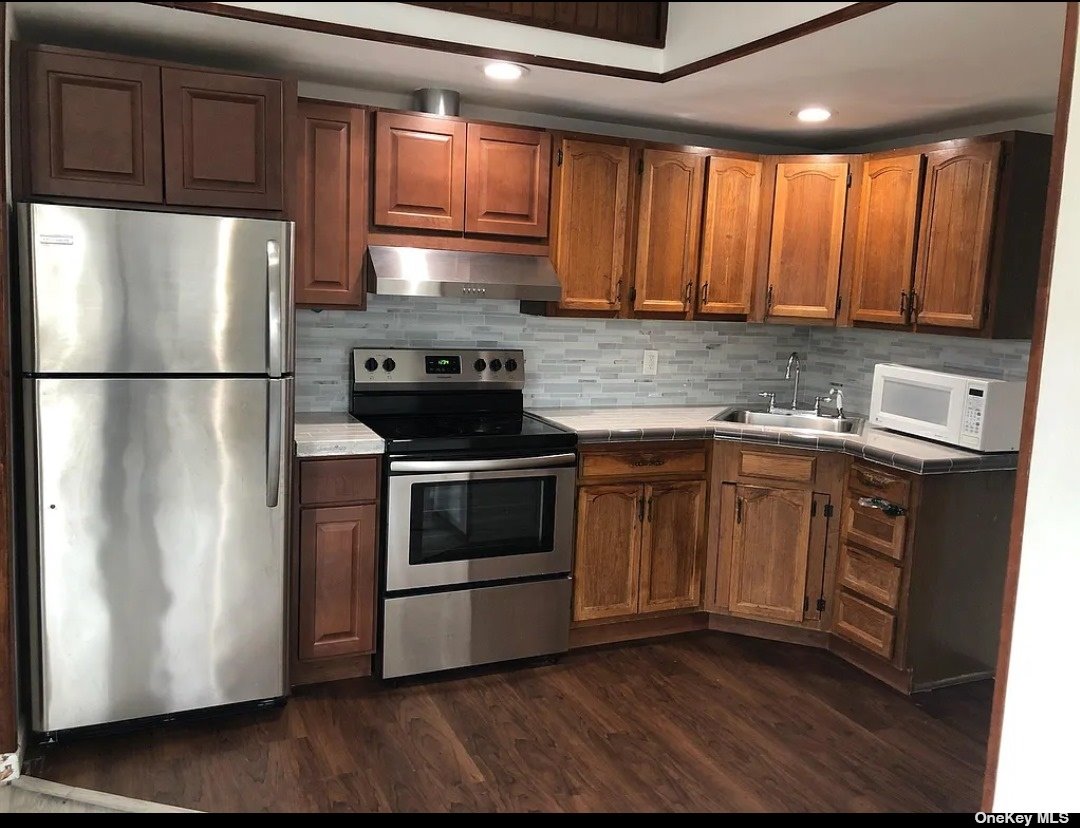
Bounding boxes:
[425,355,461,375]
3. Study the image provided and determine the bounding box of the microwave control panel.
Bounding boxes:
[961,387,986,440]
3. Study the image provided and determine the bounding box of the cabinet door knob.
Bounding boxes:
[899,291,908,317]
[702,282,710,306]
[766,284,775,315]
[684,280,692,305]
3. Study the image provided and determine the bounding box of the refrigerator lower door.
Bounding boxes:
[25,377,292,731]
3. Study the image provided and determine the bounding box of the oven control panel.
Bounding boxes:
[352,348,525,389]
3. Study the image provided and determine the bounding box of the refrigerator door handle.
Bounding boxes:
[266,379,283,508]
[267,239,282,379]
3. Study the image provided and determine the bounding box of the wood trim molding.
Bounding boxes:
[981,0,1078,811]
[0,0,15,757]
[144,1,894,84]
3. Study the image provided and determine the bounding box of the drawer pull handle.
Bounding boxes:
[855,468,895,489]
[631,457,666,467]
[857,496,907,517]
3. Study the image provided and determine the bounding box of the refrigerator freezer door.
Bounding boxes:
[25,377,292,731]
[20,204,293,376]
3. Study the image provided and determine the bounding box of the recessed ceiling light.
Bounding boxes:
[484,62,528,82]
[795,106,833,123]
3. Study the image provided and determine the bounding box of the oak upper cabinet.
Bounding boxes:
[294,101,368,308]
[697,155,763,317]
[639,481,705,612]
[465,123,551,237]
[298,504,378,660]
[573,484,643,621]
[373,111,466,231]
[911,142,1002,329]
[849,154,924,325]
[632,149,706,314]
[25,48,164,202]
[727,485,814,622]
[765,159,850,320]
[161,68,285,210]
[550,138,631,311]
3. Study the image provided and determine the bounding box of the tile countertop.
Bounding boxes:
[295,412,384,458]
[531,405,1018,475]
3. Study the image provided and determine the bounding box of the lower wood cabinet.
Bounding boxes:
[292,456,380,685]
[573,444,707,623]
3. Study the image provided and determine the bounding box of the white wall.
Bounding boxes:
[841,112,1056,152]
[992,36,1080,812]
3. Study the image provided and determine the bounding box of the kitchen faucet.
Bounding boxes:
[785,352,801,410]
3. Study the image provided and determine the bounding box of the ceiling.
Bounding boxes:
[9,2,1068,149]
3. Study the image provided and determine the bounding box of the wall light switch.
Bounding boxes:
[643,350,658,376]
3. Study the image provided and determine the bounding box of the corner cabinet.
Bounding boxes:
[293,100,369,308]
[18,44,290,212]
[549,137,632,312]
[763,158,851,321]
[572,444,707,624]
[631,149,705,315]
[292,457,381,685]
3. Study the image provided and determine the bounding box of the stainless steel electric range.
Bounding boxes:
[349,347,577,679]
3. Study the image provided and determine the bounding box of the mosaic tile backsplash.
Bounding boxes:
[295,296,1031,414]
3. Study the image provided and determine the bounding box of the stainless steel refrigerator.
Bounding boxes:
[19,203,294,732]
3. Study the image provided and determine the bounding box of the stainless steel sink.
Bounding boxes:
[712,407,857,433]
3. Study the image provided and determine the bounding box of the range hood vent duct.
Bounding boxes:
[413,88,461,116]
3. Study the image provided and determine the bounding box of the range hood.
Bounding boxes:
[368,246,562,302]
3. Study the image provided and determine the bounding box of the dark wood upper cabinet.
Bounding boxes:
[406,2,669,47]
[849,154,924,326]
[697,155,762,317]
[162,68,285,210]
[912,143,1002,330]
[550,138,631,312]
[465,123,551,238]
[632,148,705,315]
[298,504,378,661]
[765,159,850,321]
[373,111,466,232]
[25,48,164,203]
[293,100,368,309]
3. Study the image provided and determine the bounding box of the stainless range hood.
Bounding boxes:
[368,246,562,302]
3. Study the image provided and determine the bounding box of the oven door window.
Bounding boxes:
[409,476,556,565]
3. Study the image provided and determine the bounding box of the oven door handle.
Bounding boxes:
[389,453,577,473]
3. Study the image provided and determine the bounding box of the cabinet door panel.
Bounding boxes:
[465,123,551,237]
[698,155,762,316]
[633,149,705,314]
[913,143,1001,329]
[766,161,848,319]
[640,481,705,612]
[843,495,907,562]
[294,101,367,308]
[850,154,923,324]
[373,112,466,231]
[298,505,378,660]
[835,589,896,659]
[162,68,284,210]
[728,485,812,622]
[573,484,642,621]
[27,50,163,202]
[551,139,630,311]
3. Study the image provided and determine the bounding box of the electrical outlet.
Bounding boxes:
[642,350,658,376]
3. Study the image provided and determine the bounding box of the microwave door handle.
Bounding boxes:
[389,453,577,473]
[266,239,282,379]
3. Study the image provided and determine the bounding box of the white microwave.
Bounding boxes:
[869,364,1026,452]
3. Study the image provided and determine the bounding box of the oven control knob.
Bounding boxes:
[363,357,379,372]
[505,358,518,373]
[489,358,503,372]
[382,358,396,372]
[474,358,487,372]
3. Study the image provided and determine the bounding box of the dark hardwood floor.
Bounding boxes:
[30,632,991,812]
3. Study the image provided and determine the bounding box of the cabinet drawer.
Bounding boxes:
[843,494,908,561]
[849,462,911,507]
[737,449,815,483]
[835,589,895,659]
[300,457,379,506]
[580,446,707,479]
[838,545,902,609]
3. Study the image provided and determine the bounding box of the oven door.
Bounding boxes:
[385,452,576,592]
